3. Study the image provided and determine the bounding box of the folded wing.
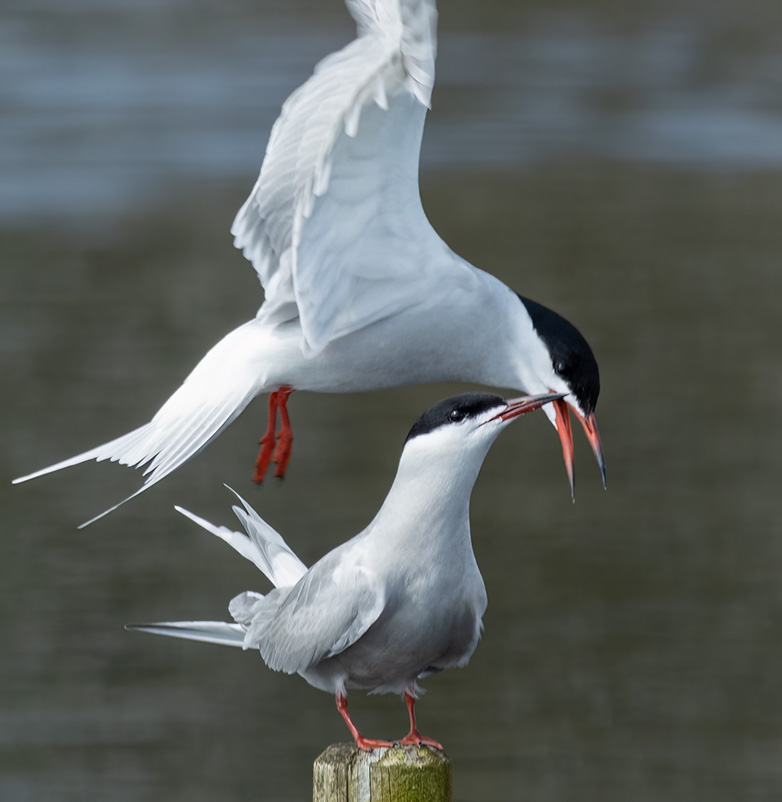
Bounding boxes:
[240,554,386,675]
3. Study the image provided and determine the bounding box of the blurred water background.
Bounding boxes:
[2,0,781,800]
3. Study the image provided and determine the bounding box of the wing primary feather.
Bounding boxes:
[175,489,307,588]
[174,505,268,573]
[223,486,307,587]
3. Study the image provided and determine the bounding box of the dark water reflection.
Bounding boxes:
[2,2,782,801]
[3,0,782,223]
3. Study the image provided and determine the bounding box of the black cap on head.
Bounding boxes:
[405,393,504,444]
[518,295,600,415]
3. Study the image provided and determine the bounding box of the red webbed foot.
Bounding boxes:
[355,735,395,751]
[398,730,443,750]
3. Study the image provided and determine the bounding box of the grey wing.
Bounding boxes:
[246,555,386,675]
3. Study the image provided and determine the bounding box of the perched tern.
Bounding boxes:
[13,0,603,526]
[127,391,562,750]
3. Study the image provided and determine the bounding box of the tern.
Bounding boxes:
[127,391,562,750]
[13,0,603,526]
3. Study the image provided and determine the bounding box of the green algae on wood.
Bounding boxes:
[313,743,452,802]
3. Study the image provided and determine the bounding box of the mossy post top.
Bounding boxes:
[313,743,452,802]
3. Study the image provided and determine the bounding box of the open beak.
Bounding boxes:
[551,398,607,499]
[493,394,605,498]
[495,393,566,422]
[571,408,607,489]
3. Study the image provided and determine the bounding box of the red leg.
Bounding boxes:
[252,391,280,484]
[272,386,294,478]
[336,691,393,751]
[398,691,443,750]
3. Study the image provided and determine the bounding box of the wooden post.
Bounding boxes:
[313,743,452,802]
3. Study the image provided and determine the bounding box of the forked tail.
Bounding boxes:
[125,621,246,647]
[13,321,271,527]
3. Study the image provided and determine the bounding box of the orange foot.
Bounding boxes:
[398,730,443,750]
[336,691,394,752]
[272,387,294,478]
[252,387,294,483]
[355,735,395,751]
[398,690,443,750]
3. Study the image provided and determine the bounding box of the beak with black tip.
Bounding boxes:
[551,398,606,499]
[571,408,606,489]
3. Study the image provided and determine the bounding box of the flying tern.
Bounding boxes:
[13,0,604,526]
[127,391,563,750]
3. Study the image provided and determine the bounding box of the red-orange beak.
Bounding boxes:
[571,407,606,490]
[494,393,565,423]
[551,398,576,500]
[551,398,607,499]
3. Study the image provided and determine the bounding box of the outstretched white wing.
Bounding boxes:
[232,0,441,354]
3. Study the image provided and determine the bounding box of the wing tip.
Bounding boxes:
[12,458,86,485]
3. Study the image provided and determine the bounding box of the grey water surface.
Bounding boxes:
[2,1,781,800]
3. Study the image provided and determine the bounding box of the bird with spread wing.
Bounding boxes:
[14,0,604,525]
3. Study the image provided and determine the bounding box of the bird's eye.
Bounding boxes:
[448,409,466,423]
[555,360,569,376]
